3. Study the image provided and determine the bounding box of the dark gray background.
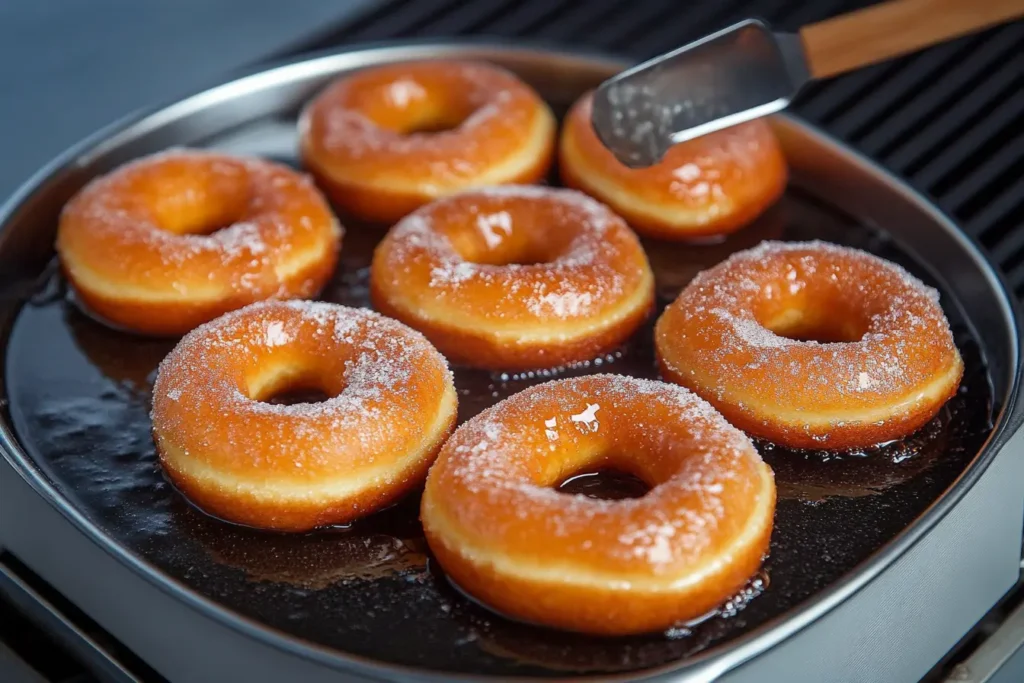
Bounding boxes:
[0,0,378,201]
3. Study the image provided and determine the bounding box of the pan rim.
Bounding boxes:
[0,39,1021,682]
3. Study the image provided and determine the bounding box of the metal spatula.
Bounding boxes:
[591,0,1024,168]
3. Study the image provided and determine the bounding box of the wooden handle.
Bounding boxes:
[800,0,1024,79]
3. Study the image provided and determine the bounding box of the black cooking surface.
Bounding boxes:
[3,180,993,674]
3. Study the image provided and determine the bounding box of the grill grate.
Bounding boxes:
[288,0,1024,300]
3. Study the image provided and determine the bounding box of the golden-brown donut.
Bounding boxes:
[57,149,342,336]
[559,91,787,240]
[421,374,776,636]
[151,300,457,532]
[655,241,964,450]
[369,185,655,370]
[299,60,556,223]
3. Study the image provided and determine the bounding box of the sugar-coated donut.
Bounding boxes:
[655,241,964,450]
[559,91,787,240]
[299,60,556,223]
[151,300,457,532]
[421,374,776,636]
[57,150,342,336]
[369,185,655,370]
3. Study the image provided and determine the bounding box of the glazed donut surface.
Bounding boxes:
[369,185,655,370]
[151,300,457,532]
[421,374,776,635]
[57,150,342,335]
[559,91,787,240]
[300,60,556,223]
[655,240,964,450]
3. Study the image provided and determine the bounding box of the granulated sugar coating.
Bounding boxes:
[307,62,531,168]
[298,59,556,223]
[153,300,448,463]
[149,299,457,531]
[385,186,624,319]
[55,148,342,335]
[60,149,339,286]
[560,92,787,239]
[369,185,655,369]
[421,374,776,635]
[426,374,770,572]
[655,240,964,449]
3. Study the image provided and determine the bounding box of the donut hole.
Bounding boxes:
[158,218,240,239]
[557,468,651,501]
[265,386,333,406]
[762,308,867,343]
[450,228,554,266]
[377,96,476,136]
[471,241,552,267]
[144,164,252,236]
[246,362,345,406]
[444,208,578,267]
[756,285,873,344]
[400,111,469,135]
[753,272,877,343]
[363,80,476,135]
[155,206,245,236]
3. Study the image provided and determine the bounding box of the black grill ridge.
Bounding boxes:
[290,0,1024,297]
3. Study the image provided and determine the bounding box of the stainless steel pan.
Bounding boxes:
[0,42,1021,683]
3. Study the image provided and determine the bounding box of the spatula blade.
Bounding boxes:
[591,18,810,168]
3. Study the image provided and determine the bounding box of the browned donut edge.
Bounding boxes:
[369,273,655,371]
[64,252,338,337]
[155,401,457,532]
[657,349,964,450]
[422,502,773,636]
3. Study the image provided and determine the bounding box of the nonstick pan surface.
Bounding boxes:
[0,44,1019,681]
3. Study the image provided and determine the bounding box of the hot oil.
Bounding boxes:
[557,468,651,500]
[3,179,993,675]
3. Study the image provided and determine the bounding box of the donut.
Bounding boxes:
[655,241,964,450]
[558,91,787,240]
[421,374,776,636]
[57,150,342,336]
[299,60,556,223]
[151,300,457,532]
[369,186,655,370]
